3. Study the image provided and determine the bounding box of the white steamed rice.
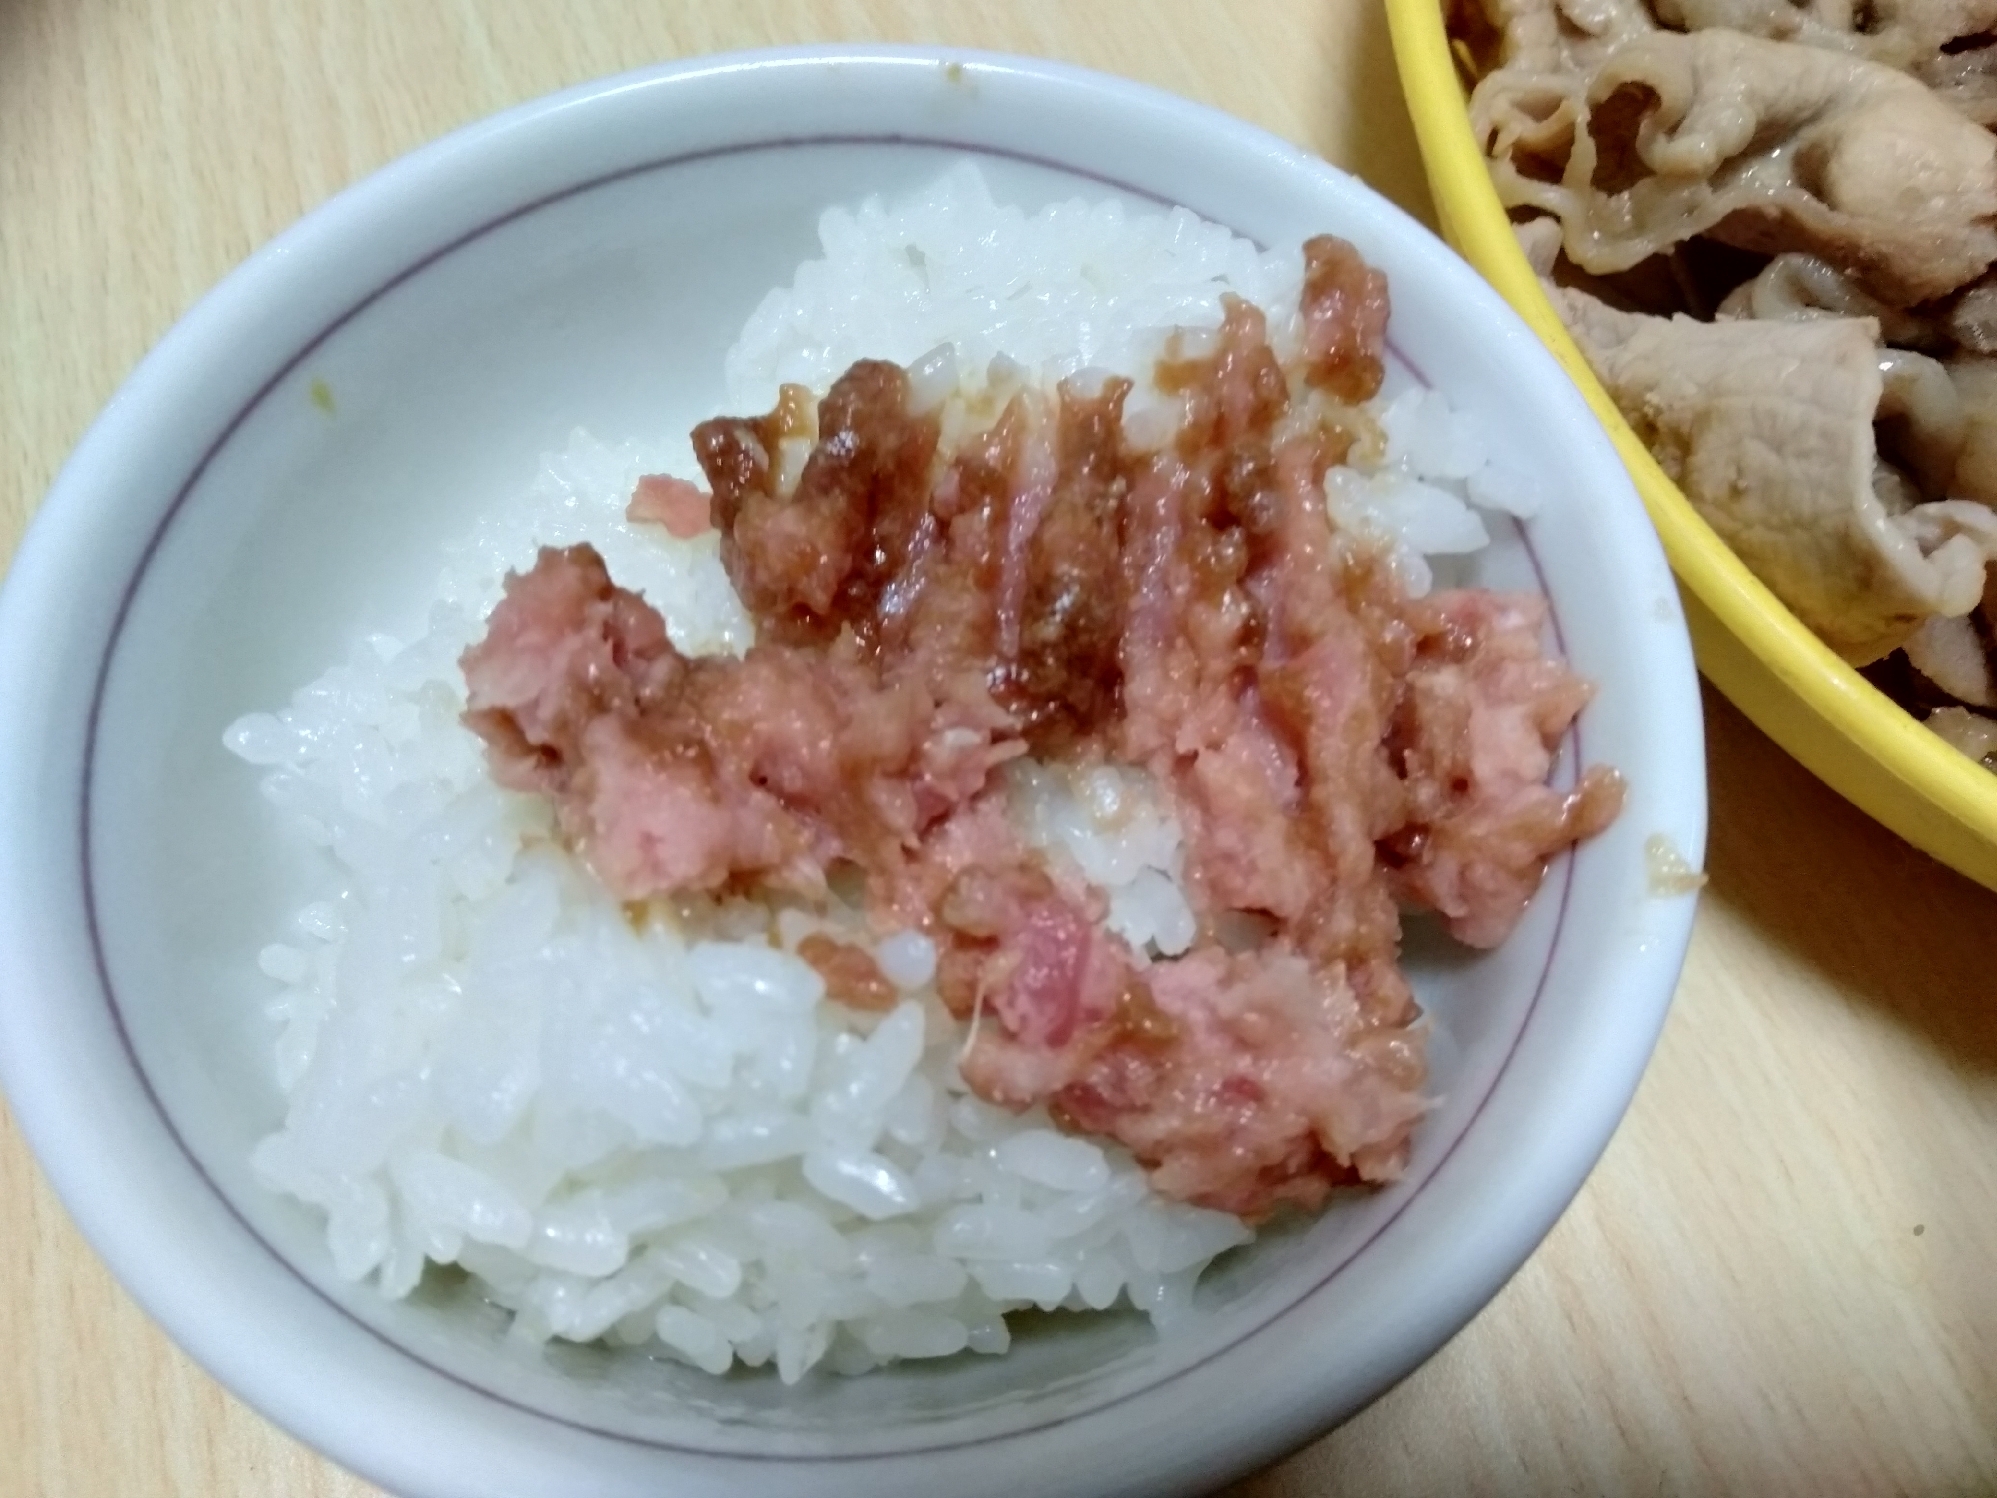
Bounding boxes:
[230,163,1529,1383]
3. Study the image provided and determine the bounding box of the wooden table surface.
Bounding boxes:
[5,2,1996,1494]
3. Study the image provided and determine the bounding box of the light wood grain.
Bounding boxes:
[4,3,1996,1495]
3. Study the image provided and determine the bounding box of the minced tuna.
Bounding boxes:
[461,238,1622,1220]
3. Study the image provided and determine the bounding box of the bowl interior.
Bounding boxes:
[1384,0,1997,891]
[14,51,1705,1498]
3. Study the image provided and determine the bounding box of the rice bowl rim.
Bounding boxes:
[1384,0,1997,891]
[0,46,1704,1498]
[69,124,1575,1444]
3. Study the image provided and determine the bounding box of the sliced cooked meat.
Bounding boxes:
[1920,41,1997,126]
[1945,355,1997,504]
[1475,28,1997,305]
[1927,704,1997,761]
[1716,253,1938,350]
[1655,0,1997,73]
[1553,287,1997,661]
[1903,613,1997,706]
[692,362,939,641]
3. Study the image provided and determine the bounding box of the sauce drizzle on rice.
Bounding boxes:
[461,237,1624,1222]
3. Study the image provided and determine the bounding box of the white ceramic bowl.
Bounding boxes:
[0,46,1705,1498]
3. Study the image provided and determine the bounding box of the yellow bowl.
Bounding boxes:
[1386,0,1997,892]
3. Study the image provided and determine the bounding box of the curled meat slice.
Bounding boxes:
[1716,254,1936,350]
[1460,0,1653,74]
[1475,29,1997,304]
[1946,280,1997,359]
[1928,705,1997,762]
[1719,262,1994,503]
[1921,42,1997,127]
[1945,356,1997,508]
[1657,0,1997,72]
[1515,216,1564,278]
[1555,288,1997,662]
[1904,614,1996,708]
[1875,353,1968,502]
[1650,0,1853,42]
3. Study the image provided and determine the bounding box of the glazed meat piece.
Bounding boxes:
[1715,254,1937,351]
[1009,378,1131,748]
[1299,236,1392,403]
[694,362,940,640]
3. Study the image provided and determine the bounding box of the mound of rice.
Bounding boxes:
[231,164,1532,1382]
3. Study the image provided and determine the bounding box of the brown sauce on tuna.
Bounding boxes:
[460,235,1625,1220]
